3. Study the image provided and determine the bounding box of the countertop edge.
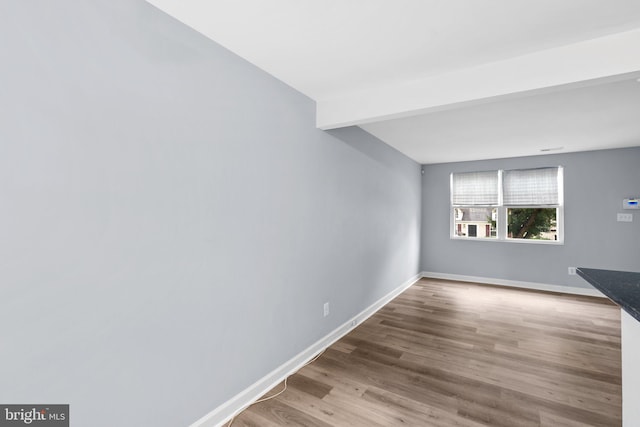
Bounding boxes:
[577,267,640,323]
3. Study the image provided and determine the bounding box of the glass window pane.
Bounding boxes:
[507,208,557,240]
[454,207,497,238]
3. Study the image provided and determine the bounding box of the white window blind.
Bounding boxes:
[503,167,560,206]
[451,171,499,205]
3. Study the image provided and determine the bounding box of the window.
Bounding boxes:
[451,171,499,239]
[451,167,563,243]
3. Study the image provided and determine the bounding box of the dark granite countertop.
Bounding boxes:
[577,268,640,322]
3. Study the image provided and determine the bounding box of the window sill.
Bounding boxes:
[451,236,564,245]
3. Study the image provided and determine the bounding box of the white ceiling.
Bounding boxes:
[147,0,640,164]
[362,78,640,163]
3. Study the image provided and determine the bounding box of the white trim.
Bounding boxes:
[190,273,422,427]
[498,205,507,240]
[420,271,605,297]
[450,235,563,245]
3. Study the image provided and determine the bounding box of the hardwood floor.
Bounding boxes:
[230,278,622,426]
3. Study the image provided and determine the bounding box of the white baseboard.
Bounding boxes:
[190,272,422,427]
[420,271,605,297]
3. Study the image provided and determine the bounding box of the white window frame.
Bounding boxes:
[450,167,564,244]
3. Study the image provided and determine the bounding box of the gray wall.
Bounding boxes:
[0,2,421,426]
[421,147,640,289]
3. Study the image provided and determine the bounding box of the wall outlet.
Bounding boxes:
[568,267,577,276]
[617,213,633,222]
[323,302,330,317]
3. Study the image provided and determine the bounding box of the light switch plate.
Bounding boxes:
[617,213,633,222]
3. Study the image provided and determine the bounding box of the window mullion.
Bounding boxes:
[498,206,507,240]
[497,170,505,240]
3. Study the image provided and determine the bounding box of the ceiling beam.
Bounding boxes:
[316,29,640,130]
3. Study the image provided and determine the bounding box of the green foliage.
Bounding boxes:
[508,208,556,239]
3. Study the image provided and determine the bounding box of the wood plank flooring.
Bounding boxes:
[230,278,621,426]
